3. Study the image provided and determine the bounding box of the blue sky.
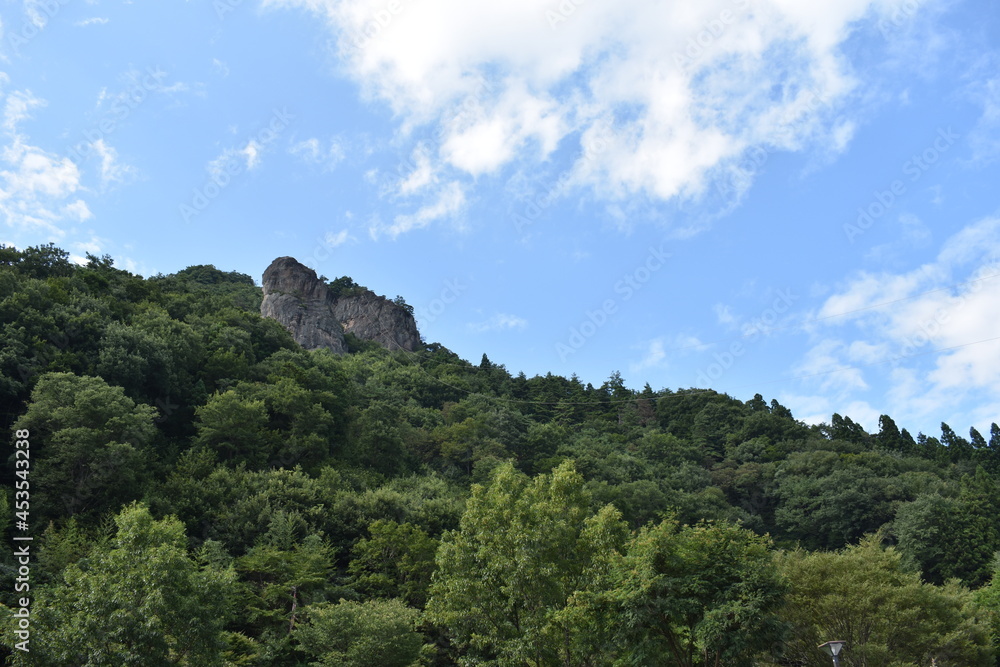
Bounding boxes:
[2,0,999,437]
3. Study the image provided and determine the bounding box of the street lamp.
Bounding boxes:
[818,640,847,666]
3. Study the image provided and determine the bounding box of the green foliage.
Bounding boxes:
[172,264,255,287]
[975,559,1000,666]
[295,598,424,667]
[894,468,1000,587]
[2,245,999,665]
[235,530,337,660]
[34,517,98,585]
[2,504,234,665]
[326,276,364,299]
[609,519,787,666]
[0,243,74,279]
[771,535,993,667]
[393,294,415,316]
[194,390,276,467]
[13,372,157,522]
[426,461,629,665]
[350,520,438,607]
[771,448,923,550]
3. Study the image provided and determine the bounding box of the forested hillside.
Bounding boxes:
[1,244,999,666]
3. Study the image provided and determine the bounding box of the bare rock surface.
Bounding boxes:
[333,288,421,352]
[261,257,420,354]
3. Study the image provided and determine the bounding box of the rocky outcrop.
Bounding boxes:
[260,257,421,354]
[261,257,348,354]
[333,289,421,352]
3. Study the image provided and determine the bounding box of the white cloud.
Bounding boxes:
[72,235,103,256]
[397,144,435,196]
[75,17,109,26]
[0,86,86,237]
[62,199,92,221]
[290,136,345,171]
[714,303,737,327]
[674,334,710,352]
[3,89,44,134]
[375,180,466,239]
[242,140,261,170]
[794,338,869,394]
[630,337,668,375]
[846,340,889,364]
[780,392,879,432]
[778,392,834,427]
[212,58,230,77]
[263,0,919,218]
[324,229,351,247]
[863,213,931,264]
[632,333,709,375]
[1,147,79,199]
[207,139,262,179]
[290,137,320,161]
[792,215,1000,431]
[468,312,528,333]
[90,139,136,187]
[841,400,881,431]
[967,74,1000,165]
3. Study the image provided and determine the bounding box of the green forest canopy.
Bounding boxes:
[1,244,999,665]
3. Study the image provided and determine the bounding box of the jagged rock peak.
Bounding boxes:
[261,257,347,354]
[260,256,421,354]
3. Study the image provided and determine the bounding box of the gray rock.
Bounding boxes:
[333,288,421,352]
[260,256,420,354]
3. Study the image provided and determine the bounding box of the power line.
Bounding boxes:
[370,316,1000,408]
[655,271,1000,354]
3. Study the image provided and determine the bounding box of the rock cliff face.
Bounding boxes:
[260,257,421,354]
[332,288,422,352]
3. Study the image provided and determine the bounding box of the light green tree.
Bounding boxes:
[426,460,628,665]
[974,558,1000,667]
[295,598,424,667]
[608,518,787,667]
[3,503,234,665]
[769,535,993,667]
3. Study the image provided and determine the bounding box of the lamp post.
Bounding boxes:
[818,640,847,666]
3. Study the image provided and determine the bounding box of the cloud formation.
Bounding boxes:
[0,85,87,237]
[265,0,927,231]
[790,216,1000,431]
